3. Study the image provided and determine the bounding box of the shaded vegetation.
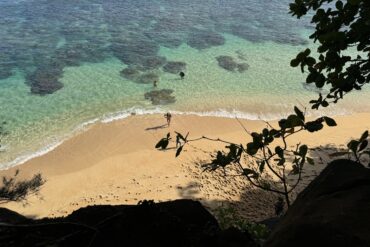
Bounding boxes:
[347,130,370,166]
[215,206,270,243]
[0,170,45,204]
[156,0,370,209]
[0,200,257,247]
[0,122,45,204]
[290,0,370,108]
[157,109,337,207]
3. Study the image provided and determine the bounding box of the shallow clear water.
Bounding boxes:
[0,0,369,168]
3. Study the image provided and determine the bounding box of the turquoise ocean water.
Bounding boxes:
[0,0,369,168]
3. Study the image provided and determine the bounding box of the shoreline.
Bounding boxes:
[0,107,367,170]
[0,113,369,219]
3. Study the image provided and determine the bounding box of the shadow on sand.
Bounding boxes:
[173,143,353,223]
[145,124,168,131]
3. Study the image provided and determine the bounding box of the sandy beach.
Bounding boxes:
[1,113,369,220]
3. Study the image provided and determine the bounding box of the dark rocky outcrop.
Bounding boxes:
[237,63,249,72]
[137,72,159,84]
[216,56,238,71]
[120,67,141,81]
[26,66,64,95]
[187,30,225,50]
[120,68,160,84]
[216,56,249,73]
[0,200,256,247]
[111,39,160,67]
[140,56,167,71]
[265,159,370,247]
[144,89,176,105]
[163,61,187,74]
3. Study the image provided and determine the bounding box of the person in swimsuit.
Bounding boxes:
[164,112,172,126]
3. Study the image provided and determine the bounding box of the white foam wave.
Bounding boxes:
[101,106,165,123]
[0,106,357,170]
[0,140,64,170]
[171,109,287,121]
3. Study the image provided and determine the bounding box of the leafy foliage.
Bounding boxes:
[347,130,370,166]
[289,0,370,109]
[155,0,369,214]
[214,206,270,242]
[0,122,45,204]
[155,132,171,150]
[160,107,337,207]
[0,170,45,204]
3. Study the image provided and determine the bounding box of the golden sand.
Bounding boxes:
[1,113,369,220]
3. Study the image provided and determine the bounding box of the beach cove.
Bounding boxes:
[1,113,369,219]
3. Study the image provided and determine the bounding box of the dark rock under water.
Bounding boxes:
[0,0,311,95]
[216,56,249,73]
[26,66,64,95]
[187,29,226,50]
[144,89,176,105]
[163,61,187,74]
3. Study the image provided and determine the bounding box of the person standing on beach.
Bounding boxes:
[164,112,172,127]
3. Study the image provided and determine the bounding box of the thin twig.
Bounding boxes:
[235,117,251,136]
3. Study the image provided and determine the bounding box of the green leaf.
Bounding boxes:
[161,139,169,149]
[243,168,259,178]
[155,138,169,149]
[321,100,329,107]
[303,48,311,57]
[323,116,337,126]
[305,120,324,132]
[290,165,299,175]
[275,146,284,158]
[237,145,243,157]
[347,140,359,153]
[286,114,304,128]
[262,128,269,137]
[294,106,305,121]
[175,146,183,157]
[259,161,265,173]
[299,145,308,156]
[359,140,368,152]
[277,158,286,166]
[306,57,316,66]
[243,168,254,176]
[278,119,287,129]
[247,142,259,156]
[360,131,368,142]
[290,58,300,67]
[336,0,343,10]
[306,157,315,165]
[175,132,185,141]
[155,138,166,149]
